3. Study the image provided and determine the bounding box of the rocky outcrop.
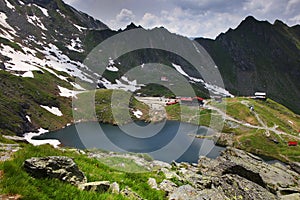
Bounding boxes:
[22,148,300,199]
[159,179,177,194]
[290,162,300,174]
[213,174,278,200]
[0,143,21,161]
[169,185,199,200]
[24,156,87,185]
[147,178,158,190]
[198,147,300,197]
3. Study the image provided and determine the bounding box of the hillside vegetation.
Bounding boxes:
[0,70,74,135]
[0,143,166,200]
[166,97,300,162]
[74,89,150,124]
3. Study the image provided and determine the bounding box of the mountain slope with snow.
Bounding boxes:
[0,0,299,136]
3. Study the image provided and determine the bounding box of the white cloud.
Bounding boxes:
[138,7,242,38]
[141,13,159,27]
[116,8,135,23]
[288,14,300,24]
[64,0,300,39]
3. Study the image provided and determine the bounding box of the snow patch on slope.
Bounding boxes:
[106,58,119,72]
[33,4,49,17]
[2,44,41,72]
[56,9,66,18]
[133,110,143,118]
[27,15,47,30]
[172,63,233,97]
[43,44,93,83]
[40,105,63,116]
[0,12,17,39]
[172,63,190,77]
[22,71,34,78]
[57,85,84,98]
[24,128,61,148]
[4,0,15,10]
[66,37,84,53]
[99,76,144,92]
[25,115,31,123]
[73,24,87,32]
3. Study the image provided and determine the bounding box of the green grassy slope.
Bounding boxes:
[166,97,300,162]
[0,144,166,200]
[0,70,74,135]
[74,89,150,125]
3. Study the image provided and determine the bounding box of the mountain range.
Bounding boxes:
[0,0,299,136]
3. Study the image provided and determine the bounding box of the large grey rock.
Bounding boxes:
[109,182,120,194]
[196,188,230,200]
[198,147,300,195]
[176,165,202,189]
[169,185,229,200]
[159,179,177,194]
[147,178,158,190]
[78,181,110,192]
[159,168,182,180]
[168,185,199,200]
[24,156,87,185]
[213,174,278,200]
[280,193,300,200]
[150,160,172,169]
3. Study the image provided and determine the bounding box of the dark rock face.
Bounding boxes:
[24,156,87,185]
[290,162,300,174]
[214,174,279,200]
[196,16,300,114]
[222,162,266,188]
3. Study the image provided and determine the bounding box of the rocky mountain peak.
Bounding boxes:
[124,22,142,30]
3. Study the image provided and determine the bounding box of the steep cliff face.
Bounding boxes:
[196,16,300,113]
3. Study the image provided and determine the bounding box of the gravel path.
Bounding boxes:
[205,100,299,140]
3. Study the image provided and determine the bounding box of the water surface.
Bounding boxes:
[35,121,225,163]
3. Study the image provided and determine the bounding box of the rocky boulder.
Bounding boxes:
[168,185,199,200]
[78,181,110,193]
[110,182,120,194]
[198,147,300,195]
[24,156,87,185]
[147,178,158,190]
[159,179,177,194]
[213,174,278,200]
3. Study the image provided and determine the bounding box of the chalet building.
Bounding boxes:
[254,92,267,100]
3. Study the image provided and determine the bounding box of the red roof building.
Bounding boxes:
[288,141,298,146]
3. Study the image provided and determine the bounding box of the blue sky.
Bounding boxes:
[64,0,300,39]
